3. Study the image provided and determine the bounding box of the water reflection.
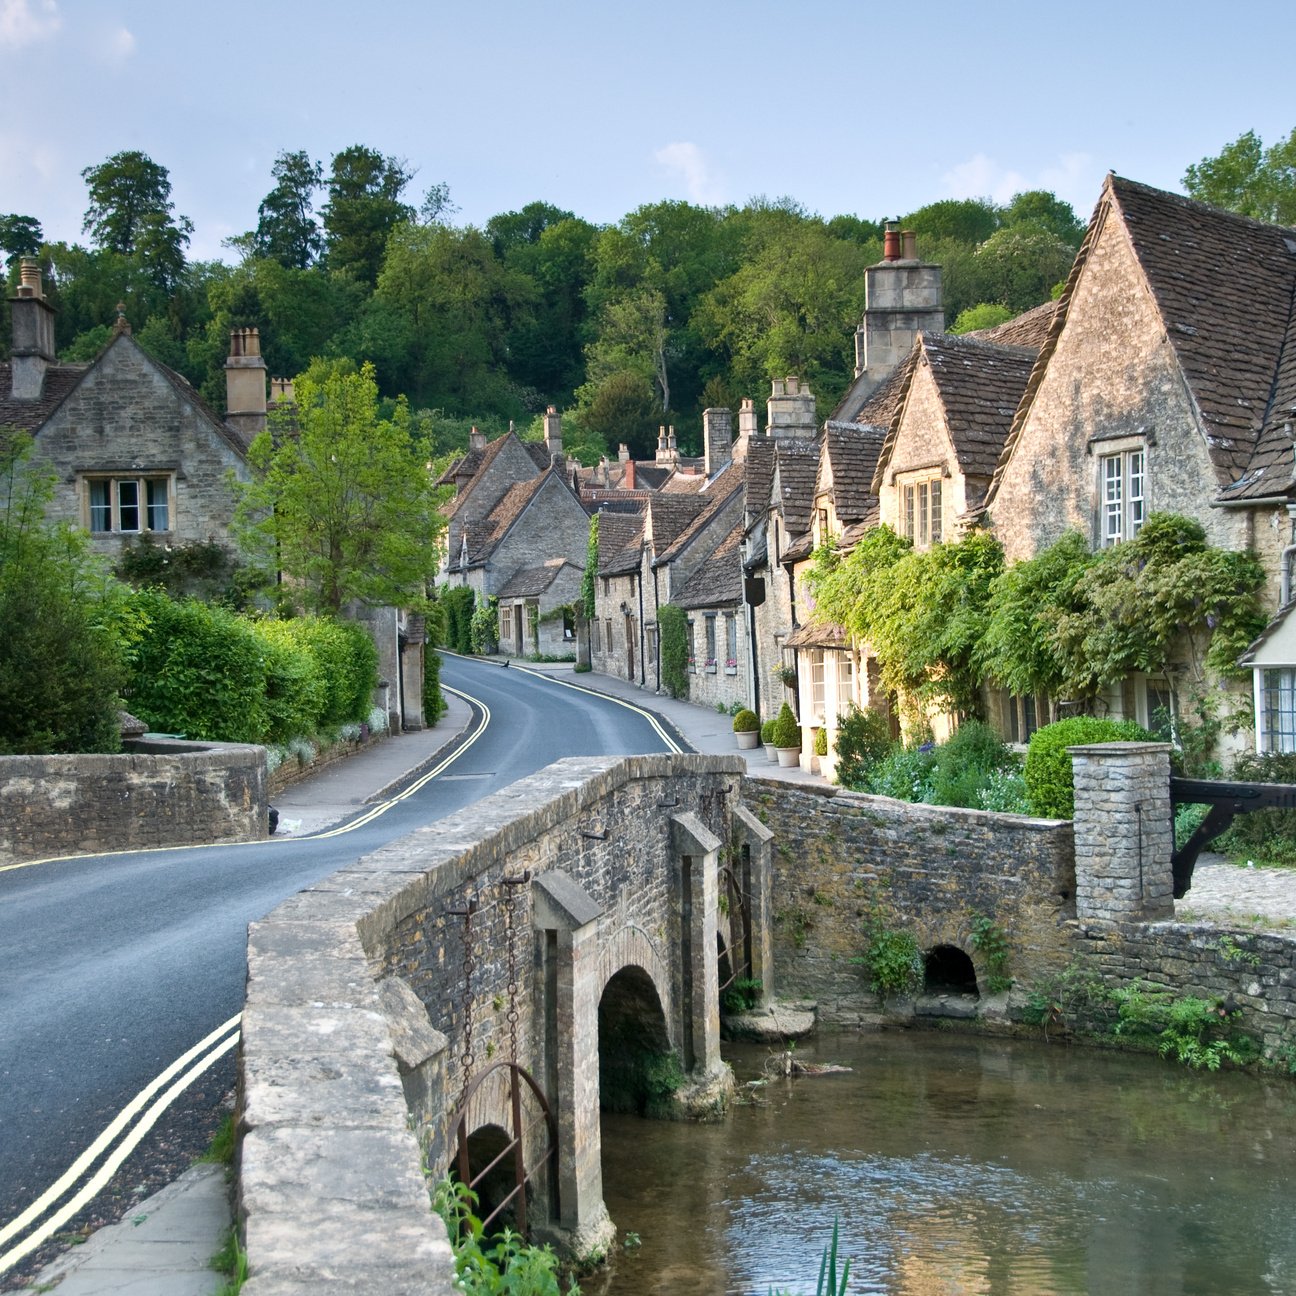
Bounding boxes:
[586,1032,1296,1295]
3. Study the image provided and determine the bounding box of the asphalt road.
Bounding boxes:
[0,655,676,1251]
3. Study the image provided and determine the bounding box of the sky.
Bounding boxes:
[2,0,1294,263]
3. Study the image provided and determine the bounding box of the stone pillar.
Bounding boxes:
[224,326,268,442]
[400,614,426,731]
[766,376,817,439]
[8,258,57,401]
[730,804,776,1004]
[670,813,723,1076]
[1070,742,1174,923]
[703,407,733,478]
[532,873,615,1257]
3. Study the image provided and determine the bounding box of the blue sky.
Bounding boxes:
[3,0,1294,262]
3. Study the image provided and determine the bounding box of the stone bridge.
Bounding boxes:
[239,754,770,1293]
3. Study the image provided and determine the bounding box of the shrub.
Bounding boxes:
[760,718,776,745]
[856,918,923,1000]
[929,719,1014,808]
[125,590,268,742]
[834,705,893,790]
[250,619,326,744]
[1212,751,1296,863]
[440,584,475,653]
[977,765,1030,813]
[425,647,445,721]
[469,599,499,654]
[814,727,828,756]
[866,744,937,803]
[1024,715,1153,818]
[284,616,377,728]
[770,701,800,748]
[733,707,758,733]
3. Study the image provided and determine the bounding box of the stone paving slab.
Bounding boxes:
[16,1164,229,1296]
[1176,856,1296,933]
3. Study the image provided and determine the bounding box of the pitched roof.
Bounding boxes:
[837,348,917,427]
[497,558,577,598]
[437,446,485,486]
[644,493,708,554]
[967,298,1059,349]
[660,469,709,493]
[0,361,90,438]
[655,461,744,566]
[444,431,534,519]
[743,438,776,529]
[772,439,820,537]
[596,510,644,577]
[673,522,743,609]
[462,472,550,566]
[821,422,885,523]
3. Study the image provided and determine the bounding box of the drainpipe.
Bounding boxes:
[637,566,647,686]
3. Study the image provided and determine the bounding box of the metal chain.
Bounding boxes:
[452,899,476,1111]
[501,872,531,1063]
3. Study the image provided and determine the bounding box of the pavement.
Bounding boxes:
[14,657,1296,1293]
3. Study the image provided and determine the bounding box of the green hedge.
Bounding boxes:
[440,585,475,653]
[1024,716,1153,818]
[280,616,376,728]
[659,604,689,699]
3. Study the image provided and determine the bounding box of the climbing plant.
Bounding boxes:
[581,512,598,621]
[659,602,688,698]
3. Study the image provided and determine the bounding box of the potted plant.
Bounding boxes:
[814,726,830,779]
[774,662,797,689]
[760,718,778,763]
[733,708,760,749]
[771,702,801,767]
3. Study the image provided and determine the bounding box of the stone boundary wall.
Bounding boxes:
[238,752,744,1294]
[0,740,266,865]
[741,777,1076,1022]
[1075,921,1296,1057]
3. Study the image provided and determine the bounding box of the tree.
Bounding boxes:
[254,149,323,269]
[321,145,414,286]
[0,436,125,754]
[569,369,661,461]
[1002,190,1086,246]
[969,227,1076,314]
[1183,128,1296,225]
[80,150,193,289]
[950,303,1014,334]
[234,360,445,613]
[0,214,43,267]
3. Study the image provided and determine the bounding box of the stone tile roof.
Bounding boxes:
[674,522,743,609]
[435,447,483,486]
[463,473,548,566]
[773,439,820,537]
[645,493,708,554]
[743,439,776,525]
[786,619,847,648]
[660,470,708,493]
[497,558,575,598]
[0,361,91,439]
[838,350,916,427]
[923,333,1039,480]
[596,511,644,577]
[822,422,885,523]
[655,462,744,566]
[523,441,553,471]
[967,299,1060,349]
[444,432,529,519]
[781,531,815,564]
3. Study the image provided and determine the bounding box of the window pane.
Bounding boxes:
[1102,456,1123,544]
[918,482,929,547]
[903,485,915,540]
[930,479,942,544]
[117,479,140,531]
[725,614,737,661]
[705,616,716,661]
[146,478,169,531]
[89,480,111,532]
[1127,450,1145,537]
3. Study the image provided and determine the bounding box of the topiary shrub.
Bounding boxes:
[834,705,893,790]
[760,718,776,745]
[771,702,800,749]
[733,708,758,733]
[814,727,828,756]
[1024,716,1153,818]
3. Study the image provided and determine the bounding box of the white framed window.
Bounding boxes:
[1259,668,1296,754]
[835,652,855,708]
[85,475,172,533]
[900,475,942,548]
[1100,448,1146,546]
[810,649,826,719]
[500,605,514,642]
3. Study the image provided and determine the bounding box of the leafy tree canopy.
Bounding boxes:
[321,145,415,286]
[253,149,323,269]
[1183,127,1296,225]
[234,359,446,613]
[0,213,43,267]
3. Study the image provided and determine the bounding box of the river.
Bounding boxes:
[585,1030,1296,1295]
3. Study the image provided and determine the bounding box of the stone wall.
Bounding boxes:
[0,740,266,865]
[741,777,1076,1022]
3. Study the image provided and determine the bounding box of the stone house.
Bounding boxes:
[2,262,430,730]
[438,416,591,657]
[984,174,1296,748]
[2,261,257,560]
[589,507,651,682]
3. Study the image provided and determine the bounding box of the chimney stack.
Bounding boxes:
[703,407,733,477]
[469,426,487,453]
[8,257,57,401]
[624,457,636,490]
[543,404,563,465]
[738,397,759,440]
[224,327,268,441]
[766,375,817,439]
[618,442,630,463]
[269,377,295,405]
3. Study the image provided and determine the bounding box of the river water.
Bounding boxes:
[584,1031,1296,1295]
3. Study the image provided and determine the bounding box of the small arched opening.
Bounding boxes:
[598,965,676,1118]
[456,1122,514,1227]
[924,944,980,997]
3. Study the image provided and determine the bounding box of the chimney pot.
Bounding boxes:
[19,257,42,296]
[901,229,917,261]
[883,220,901,261]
